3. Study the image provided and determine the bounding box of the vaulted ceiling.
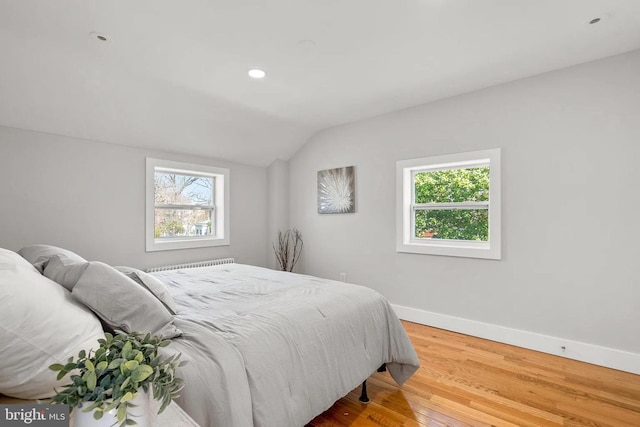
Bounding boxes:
[1,0,639,166]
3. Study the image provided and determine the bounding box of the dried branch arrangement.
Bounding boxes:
[273,228,303,272]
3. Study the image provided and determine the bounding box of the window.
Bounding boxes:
[396,148,501,259]
[146,158,229,252]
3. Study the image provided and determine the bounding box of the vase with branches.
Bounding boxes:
[273,228,303,272]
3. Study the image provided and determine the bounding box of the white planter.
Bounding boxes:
[72,389,158,427]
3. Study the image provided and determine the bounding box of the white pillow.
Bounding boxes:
[0,248,104,399]
[0,247,39,274]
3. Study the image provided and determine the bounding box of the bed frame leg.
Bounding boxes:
[358,380,370,404]
[358,365,385,404]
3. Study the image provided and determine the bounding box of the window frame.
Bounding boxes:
[396,148,501,260]
[146,158,230,252]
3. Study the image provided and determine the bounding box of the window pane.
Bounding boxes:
[414,167,489,203]
[154,208,214,238]
[415,209,488,241]
[154,172,213,205]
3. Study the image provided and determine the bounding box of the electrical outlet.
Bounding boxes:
[339,273,347,282]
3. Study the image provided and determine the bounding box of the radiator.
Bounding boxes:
[146,257,235,273]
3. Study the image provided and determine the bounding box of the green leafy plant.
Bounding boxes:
[49,330,185,426]
[414,166,490,241]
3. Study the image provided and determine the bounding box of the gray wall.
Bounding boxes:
[289,50,640,355]
[0,126,268,269]
[266,159,290,270]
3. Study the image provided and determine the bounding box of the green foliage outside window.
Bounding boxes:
[154,219,185,238]
[414,167,490,241]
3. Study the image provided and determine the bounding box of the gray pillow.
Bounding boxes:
[114,266,178,315]
[43,255,89,291]
[72,261,181,339]
[17,244,87,274]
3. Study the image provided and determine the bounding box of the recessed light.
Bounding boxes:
[589,17,601,24]
[90,32,111,42]
[248,69,266,79]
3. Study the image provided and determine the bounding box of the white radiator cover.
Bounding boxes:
[146,258,235,273]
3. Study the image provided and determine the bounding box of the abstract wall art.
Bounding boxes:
[317,166,355,214]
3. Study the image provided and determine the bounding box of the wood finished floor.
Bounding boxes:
[308,321,640,427]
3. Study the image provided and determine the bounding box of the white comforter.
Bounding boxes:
[152,263,419,427]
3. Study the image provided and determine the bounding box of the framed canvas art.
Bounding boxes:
[317,166,355,214]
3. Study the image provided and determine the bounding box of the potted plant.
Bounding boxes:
[49,330,184,427]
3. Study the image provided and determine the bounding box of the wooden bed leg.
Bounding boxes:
[358,380,371,404]
[377,363,386,372]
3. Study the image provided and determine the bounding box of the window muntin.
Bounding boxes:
[146,159,229,252]
[396,149,501,259]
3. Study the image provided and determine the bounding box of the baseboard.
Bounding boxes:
[392,304,640,376]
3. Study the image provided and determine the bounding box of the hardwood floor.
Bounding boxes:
[309,321,640,427]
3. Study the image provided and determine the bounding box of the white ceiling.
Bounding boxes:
[1,1,639,166]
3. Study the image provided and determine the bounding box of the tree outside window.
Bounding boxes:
[154,173,214,239]
[413,167,489,241]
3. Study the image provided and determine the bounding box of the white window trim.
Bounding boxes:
[146,158,230,252]
[396,148,501,260]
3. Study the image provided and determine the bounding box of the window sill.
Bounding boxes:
[146,236,230,252]
[397,241,501,260]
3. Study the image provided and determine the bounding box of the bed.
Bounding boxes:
[0,245,419,427]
